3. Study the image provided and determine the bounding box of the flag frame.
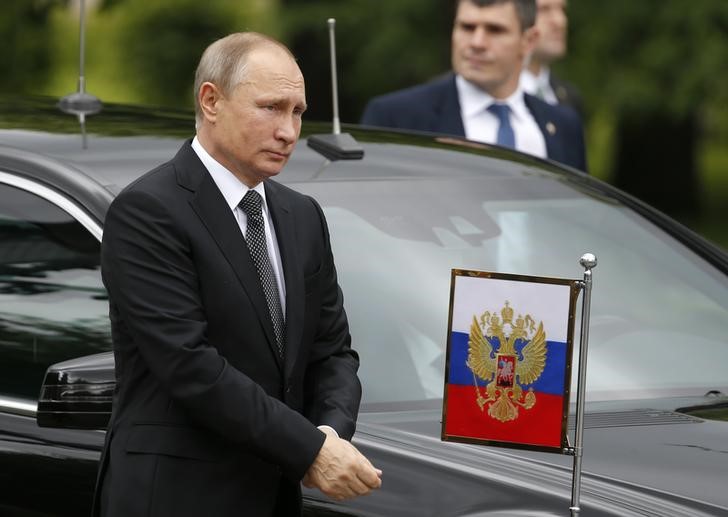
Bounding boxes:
[441,268,581,454]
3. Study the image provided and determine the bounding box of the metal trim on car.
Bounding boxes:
[0,396,38,418]
[0,170,103,241]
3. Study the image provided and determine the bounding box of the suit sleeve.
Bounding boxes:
[360,97,392,127]
[101,186,324,480]
[570,110,588,173]
[303,197,362,441]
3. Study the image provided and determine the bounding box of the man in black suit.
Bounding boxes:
[95,32,381,517]
[520,0,584,115]
[361,0,586,172]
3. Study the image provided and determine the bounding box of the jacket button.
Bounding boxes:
[286,387,291,394]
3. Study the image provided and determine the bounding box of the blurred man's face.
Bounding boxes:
[451,1,536,99]
[533,0,568,63]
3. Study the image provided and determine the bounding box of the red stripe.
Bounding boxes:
[444,384,564,448]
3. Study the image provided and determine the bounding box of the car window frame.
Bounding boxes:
[0,170,103,417]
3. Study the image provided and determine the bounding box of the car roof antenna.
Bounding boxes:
[58,0,102,149]
[307,18,364,161]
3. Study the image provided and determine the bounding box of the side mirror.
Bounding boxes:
[36,351,115,429]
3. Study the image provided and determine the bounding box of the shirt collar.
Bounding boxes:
[191,136,267,212]
[456,74,530,121]
[520,66,552,95]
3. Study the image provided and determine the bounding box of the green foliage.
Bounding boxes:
[113,0,251,109]
[279,0,451,122]
[0,0,62,93]
[30,1,278,107]
[563,0,728,118]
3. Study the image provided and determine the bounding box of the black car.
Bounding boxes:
[1,96,727,517]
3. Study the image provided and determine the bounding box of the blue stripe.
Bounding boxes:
[448,331,567,395]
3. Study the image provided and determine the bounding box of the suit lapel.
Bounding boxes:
[177,145,284,371]
[435,74,466,137]
[265,182,304,378]
[524,94,562,163]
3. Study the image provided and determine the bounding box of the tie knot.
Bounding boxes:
[240,189,263,218]
[487,103,511,122]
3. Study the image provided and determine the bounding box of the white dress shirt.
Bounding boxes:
[191,137,286,314]
[455,75,547,159]
[520,66,559,105]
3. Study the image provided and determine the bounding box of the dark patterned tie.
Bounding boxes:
[487,103,516,149]
[239,189,285,357]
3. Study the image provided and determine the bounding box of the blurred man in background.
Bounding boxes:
[520,0,584,115]
[361,0,586,172]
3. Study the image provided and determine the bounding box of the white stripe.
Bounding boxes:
[451,275,571,342]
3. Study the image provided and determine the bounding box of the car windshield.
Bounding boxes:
[293,146,728,405]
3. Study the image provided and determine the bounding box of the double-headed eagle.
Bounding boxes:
[466,301,547,422]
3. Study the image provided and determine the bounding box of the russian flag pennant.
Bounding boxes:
[442,269,580,453]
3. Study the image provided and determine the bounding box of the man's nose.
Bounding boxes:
[554,10,567,29]
[275,115,298,143]
[470,26,489,48]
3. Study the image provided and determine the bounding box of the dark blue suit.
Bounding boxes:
[361,74,587,172]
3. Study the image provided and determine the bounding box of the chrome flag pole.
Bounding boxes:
[570,253,597,516]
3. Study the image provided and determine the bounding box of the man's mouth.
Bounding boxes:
[464,56,492,67]
[265,150,290,159]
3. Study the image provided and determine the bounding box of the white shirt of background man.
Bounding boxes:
[456,75,547,159]
[520,66,559,105]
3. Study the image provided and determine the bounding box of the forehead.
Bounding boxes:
[537,0,566,7]
[239,46,305,95]
[455,1,521,27]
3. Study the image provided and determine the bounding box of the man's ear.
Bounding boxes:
[198,82,222,123]
[522,26,540,57]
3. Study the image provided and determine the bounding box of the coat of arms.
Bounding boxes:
[467,301,547,422]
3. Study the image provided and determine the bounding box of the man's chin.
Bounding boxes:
[259,165,285,180]
[535,46,566,62]
[460,73,499,93]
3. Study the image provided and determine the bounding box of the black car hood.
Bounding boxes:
[350,399,728,516]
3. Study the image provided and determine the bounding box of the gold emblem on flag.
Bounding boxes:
[466,301,547,422]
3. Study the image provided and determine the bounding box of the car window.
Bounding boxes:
[301,175,728,404]
[0,182,110,400]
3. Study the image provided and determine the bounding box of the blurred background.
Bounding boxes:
[2,0,727,249]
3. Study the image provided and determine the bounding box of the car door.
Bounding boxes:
[0,172,108,516]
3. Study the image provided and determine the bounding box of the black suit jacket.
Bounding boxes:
[361,73,587,172]
[94,141,360,517]
[550,73,585,118]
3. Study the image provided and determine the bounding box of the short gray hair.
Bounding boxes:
[193,32,295,127]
